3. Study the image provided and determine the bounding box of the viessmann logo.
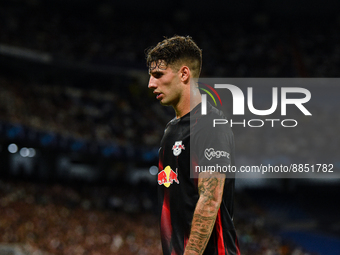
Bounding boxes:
[199,82,312,128]
[204,148,230,161]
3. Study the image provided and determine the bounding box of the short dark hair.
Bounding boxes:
[146,35,202,77]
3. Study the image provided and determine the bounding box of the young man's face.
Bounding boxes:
[148,61,182,106]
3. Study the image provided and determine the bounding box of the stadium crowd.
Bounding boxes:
[0,1,339,162]
[0,75,165,149]
[0,75,338,164]
[1,0,339,78]
[0,180,317,255]
[0,1,339,254]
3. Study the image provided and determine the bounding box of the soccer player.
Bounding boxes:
[146,35,241,255]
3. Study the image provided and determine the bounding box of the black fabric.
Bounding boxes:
[157,102,240,255]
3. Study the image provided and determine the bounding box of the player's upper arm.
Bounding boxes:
[197,171,225,208]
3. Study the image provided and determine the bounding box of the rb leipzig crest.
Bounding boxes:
[172,141,185,156]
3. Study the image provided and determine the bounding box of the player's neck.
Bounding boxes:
[174,86,201,119]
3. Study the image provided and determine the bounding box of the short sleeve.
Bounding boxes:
[192,118,234,176]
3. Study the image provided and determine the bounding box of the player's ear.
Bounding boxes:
[179,66,190,83]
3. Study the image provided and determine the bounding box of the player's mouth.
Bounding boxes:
[155,92,163,100]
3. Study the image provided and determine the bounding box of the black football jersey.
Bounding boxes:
[157,102,241,255]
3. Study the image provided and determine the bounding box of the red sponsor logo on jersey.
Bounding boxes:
[158,166,179,188]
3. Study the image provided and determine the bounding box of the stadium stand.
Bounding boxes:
[1,0,340,254]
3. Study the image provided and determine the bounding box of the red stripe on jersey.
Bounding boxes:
[161,190,172,251]
[191,156,199,187]
[184,234,188,252]
[235,233,241,255]
[216,209,227,255]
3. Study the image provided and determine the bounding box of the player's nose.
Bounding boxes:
[148,76,157,89]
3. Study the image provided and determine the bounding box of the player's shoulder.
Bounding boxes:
[192,102,232,134]
[206,102,226,119]
[166,117,177,127]
[163,116,180,133]
[190,102,224,120]
[198,102,226,125]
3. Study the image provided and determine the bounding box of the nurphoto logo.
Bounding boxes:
[199,81,312,128]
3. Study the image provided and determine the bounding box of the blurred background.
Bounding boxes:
[0,0,340,254]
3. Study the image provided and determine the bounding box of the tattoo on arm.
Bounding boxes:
[184,173,225,255]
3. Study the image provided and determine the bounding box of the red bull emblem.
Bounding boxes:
[172,141,185,156]
[158,166,179,188]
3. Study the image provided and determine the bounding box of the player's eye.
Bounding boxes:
[153,72,163,78]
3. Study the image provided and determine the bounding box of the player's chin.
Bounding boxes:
[159,99,170,106]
